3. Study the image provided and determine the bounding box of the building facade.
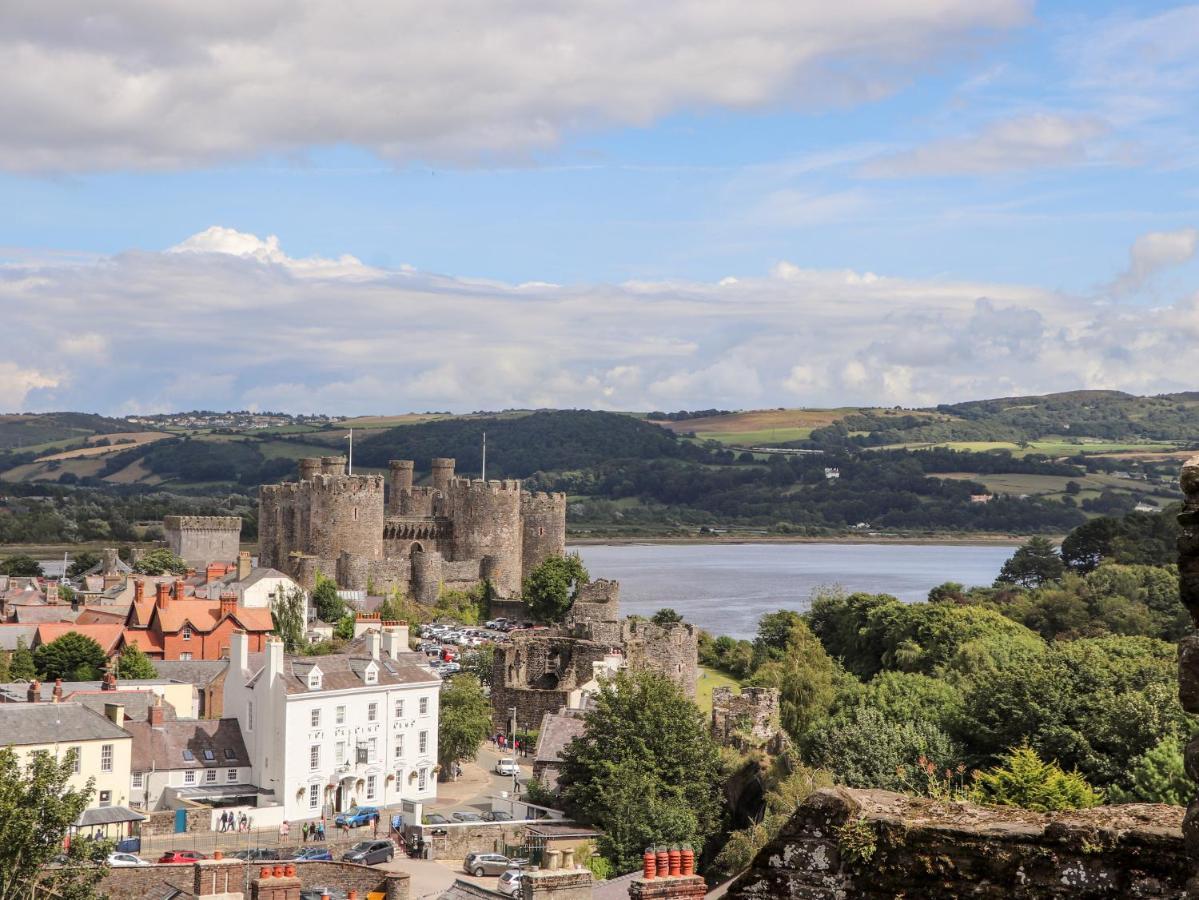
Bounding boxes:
[223,628,441,821]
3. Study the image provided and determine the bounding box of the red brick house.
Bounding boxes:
[122,580,273,661]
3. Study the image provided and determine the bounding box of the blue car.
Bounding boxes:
[334,806,380,828]
[293,846,333,861]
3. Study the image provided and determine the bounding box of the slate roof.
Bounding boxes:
[439,880,509,900]
[245,651,438,695]
[0,624,37,651]
[75,607,128,625]
[0,679,181,703]
[76,805,145,826]
[125,716,248,772]
[72,691,177,722]
[152,659,228,686]
[14,606,78,624]
[534,712,587,766]
[592,871,640,900]
[0,702,130,745]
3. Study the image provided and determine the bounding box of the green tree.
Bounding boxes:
[994,537,1065,589]
[523,555,589,623]
[750,620,843,738]
[651,608,683,626]
[311,573,346,623]
[270,586,308,652]
[65,552,101,580]
[33,633,106,681]
[462,645,496,687]
[970,745,1101,811]
[8,639,35,681]
[802,706,962,793]
[0,556,43,578]
[437,675,492,775]
[115,644,157,680]
[0,747,112,900]
[130,548,187,576]
[1110,738,1190,806]
[558,670,721,871]
[334,613,356,641]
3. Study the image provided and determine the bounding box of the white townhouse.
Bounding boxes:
[224,627,441,821]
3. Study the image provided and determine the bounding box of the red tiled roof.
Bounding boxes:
[34,623,125,654]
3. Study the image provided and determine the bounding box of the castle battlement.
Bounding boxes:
[449,477,523,494]
[522,491,567,509]
[304,473,385,494]
[163,515,242,531]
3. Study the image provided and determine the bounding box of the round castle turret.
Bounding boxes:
[298,458,323,481]
[521,492,567,577]
[447,477,523,597]
[305,471,385,562]
[388,460,415,514]
[321,455,347,476]
[431,458,456,493]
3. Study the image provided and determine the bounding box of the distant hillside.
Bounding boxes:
[353,409,692,478]
[0,412,143,450]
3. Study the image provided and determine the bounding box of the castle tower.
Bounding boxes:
[320,455,347,476]
[447,478,523,596]
[298,458,322,481]
[163,515,242,568]
[430,457,456,494]
[388,460,415,514]
[520,492,567,578]
[306,471,385,562]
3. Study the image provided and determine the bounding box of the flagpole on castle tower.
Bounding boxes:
[481,431,487,482]
[346,428,354,475]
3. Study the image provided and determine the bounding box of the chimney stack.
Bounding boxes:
[230,629,249,674]
[381,624,409,659]
[156,581,171,610]
[238,551,252,582]
[101,548,118,575]
[206,563,225,585]
[627,848,702,900]
[101,668,118,691]
[220,591,238,618]
[251,863,301,900]
[366,631,381,661]
[148,694,166,727]
[45,581,59,605]
[104,702,125,729]
[265,638,284,685]
[134,578,146,603]
[174,579,187,602]
[52,678,63,703]
[26,679,40,703]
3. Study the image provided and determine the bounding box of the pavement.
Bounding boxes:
[428,742,534,817]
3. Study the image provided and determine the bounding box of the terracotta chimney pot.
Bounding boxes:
[643,848,657,880]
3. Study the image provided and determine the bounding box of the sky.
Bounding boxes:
[3,1,1199,415]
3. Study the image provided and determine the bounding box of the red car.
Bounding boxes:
[158,850,207,864]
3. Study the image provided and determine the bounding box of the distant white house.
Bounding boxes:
[223,627,441,821]
[823,468,840,480]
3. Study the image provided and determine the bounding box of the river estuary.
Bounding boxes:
[573,542,1016,640]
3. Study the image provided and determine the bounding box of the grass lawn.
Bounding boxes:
[695,666,741,715]
[693,427,815,445]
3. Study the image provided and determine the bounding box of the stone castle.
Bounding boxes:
[164,515,242,568]
[258,455,566,601]
[490,579,699,732]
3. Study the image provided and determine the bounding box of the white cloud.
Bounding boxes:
[1109,227,1199,294]
[5,224,1199,415]
[0,1,1029,172]
[863,114,1108,177]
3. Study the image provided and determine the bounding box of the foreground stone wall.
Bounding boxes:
[99,858,409,900]
[726,787,1187,899]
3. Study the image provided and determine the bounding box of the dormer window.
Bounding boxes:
[182,624,192,641]
[307,667,322,690]
[364,662,378,685]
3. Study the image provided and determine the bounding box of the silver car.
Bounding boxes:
[498,869,526,897]
[465,853,519,877]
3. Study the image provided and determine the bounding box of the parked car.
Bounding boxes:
[293,846,334,861]
[495,758,520,776]
[452,811,483,823]
[158,850,207,864]
[482,810,513,822]
[464,852,521,877]
[335,805,380,828]
[423,813,450,825]
[341,839,394,865]
[232,848,281,862]
[106,852,149,867]
[498,870,526,896]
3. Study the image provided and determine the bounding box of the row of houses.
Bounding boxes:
[0,622,440,835]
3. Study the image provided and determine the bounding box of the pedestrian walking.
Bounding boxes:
[317,820,326,841]
[372,814,379,837]
[280,820,290,842]
[302,822,309,842]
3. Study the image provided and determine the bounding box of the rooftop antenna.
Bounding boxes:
[481,431,487,482]
[346,428,354,475]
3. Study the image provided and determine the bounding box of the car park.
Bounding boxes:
[107,852,149,867]
[335,805,380,828]
[482,810,514,822]
[498,870,527,896]
[424,813,450,825]
[452,811,483,823]
[341,839,394,865]
[158,850,207,864]
[495,757,520,776]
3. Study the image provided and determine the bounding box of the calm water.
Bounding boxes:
[573,542,1015,640]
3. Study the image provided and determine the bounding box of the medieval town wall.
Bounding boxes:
[623,618,699,698]
[164,515,242,567]
[447,478,524,597]
[521,492,568,581]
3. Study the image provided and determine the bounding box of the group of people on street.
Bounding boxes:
[491,733,525,754]
[279,820,327,841]
[217,811,251,832]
